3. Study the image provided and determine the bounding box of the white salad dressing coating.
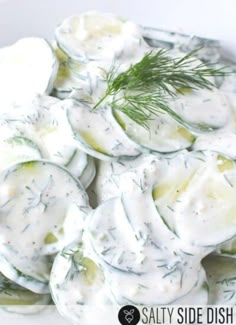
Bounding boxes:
[173,89,232,129]
[86,190,206,305]
[66,99,142,160]
[0,95,95,188]
[53,12,236,159]
[0,272,51,314]
[153,151,236,246]
[0,38,58,110]
[202,255,236,305]
[1,9,236,323]
[50,241,118,325]
[55,11,147,62]
[41,11,236,323]
[0,161,89,292]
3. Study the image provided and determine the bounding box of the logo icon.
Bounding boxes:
[118,305,140,325]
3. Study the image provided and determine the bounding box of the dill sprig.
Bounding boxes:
[94,48,229,129]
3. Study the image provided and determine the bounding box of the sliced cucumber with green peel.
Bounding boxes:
[89,154,153,205]
[53,45,105,103]
[50,241,115,325]
[113,109,195,153]
[216,237,236,256]
[0,136,41,171]
[194,132,236,160]
[0,95,92,177]
[79,156,96,189]
[104,254,202,305]
[55,12,145,62]
[0,272,51,314]
[173,268,208,305]
[66,99,142,160]
[202,255,236,305]
[0,160,90,291]
[66,150,96,188]
[88,197,168,273]
[0,38,58,108]
[172,89,232,131]
[153,151,236,247]
[87,191,205,305]
[0,253,49,294]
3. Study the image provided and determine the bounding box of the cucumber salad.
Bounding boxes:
[1,10,236,324]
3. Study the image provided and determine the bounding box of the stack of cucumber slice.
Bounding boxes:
[1,10,236,324]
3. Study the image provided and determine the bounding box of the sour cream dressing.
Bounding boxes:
[1,10,236,323]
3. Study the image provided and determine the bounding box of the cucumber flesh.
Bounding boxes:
[79,156,96,189]
[0,38,58,109]
[194,133,236,160]
[50,241,115,325]
[55,12,145,62]
[153,151,236,247]
[173,89,232,130]
[0,160,90,289]
[103,253,202,305]
[0,136,41,171]
[113,109,195,153]
[87,193,204,305]
[0,272,51,314]
[66,150,96,188]
[173,268,208,305]
[202,255,236,305]
[67,100,142,160]
[0,95,91,176]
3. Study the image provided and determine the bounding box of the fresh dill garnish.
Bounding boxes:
[94,48,229,129]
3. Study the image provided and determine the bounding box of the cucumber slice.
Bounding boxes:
[219,66,236,93]
[89,154,153,205]
[66,99,142,160]
[173,268,208,305]
[153,151,236,247]
[172,89,232,130]
[0,160,90,291]
[194,133,236,160]
[0,272,51,314]
[53,46,72,93]
[65,149,87,177]
[0,136,41,171]
[50,241,116,325]
[0,38,58,108]
[53,45,106,103]
[142,26,221,64]
[216,237,236,256]
[87,190,206,305]
[88,195,205,273]
[79,156,96,189]
[65,150,95,187]
[55,12,145,62]
[27,97,83,166]
[0,253,49,294]
[0,95,91,175]
[113,109,195,153]
[104,253,202,305]
[88,197,163,273]
[202,255,236,305]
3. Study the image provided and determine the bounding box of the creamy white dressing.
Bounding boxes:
[202,255,236,305]
[0,38,58,110]
[0,161,89,292]
[173,89,232,129]
[0,95,95,188]
[0,9,236,323]
[66,99,142,159]
[55,11,147,62]
[152,151,236,246]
